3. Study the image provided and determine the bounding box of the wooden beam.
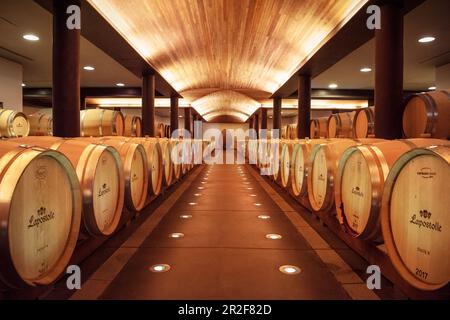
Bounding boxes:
[184,107,192,135]
[170,96,179,137]
[52,0,80,137]
[142,74,155,137]
[297,74,311,139]
[375,1,404,139]
[260,108,267,130]
[273,97,282,131]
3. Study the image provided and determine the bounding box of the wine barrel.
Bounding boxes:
[269,139,282,184]
[124,115,142,137]
[286,124,298,140]
[402,90,450,139]
[170,139,183,181]
[156,123,165,138]
[327,111,356,138]
[128,137,163,197]
[0,141,81,288]
[335,139,448,242]
[280,140,295,188]
[98,138,149,211]
[158,138,174,186]
[0,109,30,137]
[307,138,382,212]
[281,126,288,139]
[13,136,125,236]
[80,109,124,137]
[380,145,450,291]
[247,139,258,165]
[353,107,375,138]
[290,139,330,198]
[165,125,171,139]
[309,117,328,138]
[28,109,53,136]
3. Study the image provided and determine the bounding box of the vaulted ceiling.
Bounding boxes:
[87,0,367,121]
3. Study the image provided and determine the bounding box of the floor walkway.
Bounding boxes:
[74,164,358,300]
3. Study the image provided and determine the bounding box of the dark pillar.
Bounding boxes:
[52,0,80,137]
[170,95,179,137]
[142,73,155,136]
[273,97,282,132]
[260,108,267,129]
[254,113,259,139]
[375,1,403,139]
[184,107,192,136]
[298,74,311,138]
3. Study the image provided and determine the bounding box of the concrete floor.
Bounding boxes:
[45,164,399,300]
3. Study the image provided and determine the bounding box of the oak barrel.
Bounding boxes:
[353,107,375,138]
[129,137,163,197]
[327,111,356,138]
[98,137,149,212]
[0,109,30,138]
[156,123,165,138]
[28,109,53,136]
[307,138,382,212]
[380,145,450,291]
[13,136,125,236]
[335,139,448,242]
[159,138,174,186]
[290,139,330,198]
[402,90,450,139]
[0,141,81,288]
[124,115,142,137]
[80,109,124,137]
[309,117,328,138]
[280,140,295,188]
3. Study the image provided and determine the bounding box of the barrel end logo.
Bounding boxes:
[35,166,48,180]
[417,167,436,179]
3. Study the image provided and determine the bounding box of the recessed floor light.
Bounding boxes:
[149,264,171,273]
[194,193,201,197]
[428,86,436,90]
[258,215,271,220]
[198,187,204,190]
[250,194,257,197]
[116,83,125,87]
[328,83,338,89]
[180,215,192,219]
[254,203,262,207]
[83,66,95,71]
[169,233,184,238]
[418,36,435,43]
[247,187,253,190]
[201,181,206,184]
[23,34,39,41]
[360,67,372,72]
[189,202,197,206]
[279,265,301,275]
[266,234,282,240]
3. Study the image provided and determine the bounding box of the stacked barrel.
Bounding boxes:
[249,89,450,292]
[251,135,449,291]
[0,135,204,289]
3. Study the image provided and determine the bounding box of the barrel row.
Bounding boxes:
[281,90,450,140]
[248,137,449,291]
[0,136,205,289]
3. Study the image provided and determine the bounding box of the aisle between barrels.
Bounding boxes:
[56,165,380,300]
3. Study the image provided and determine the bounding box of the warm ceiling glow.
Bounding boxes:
[86,97,191,108]
[328,83,338,89]
[87,0,367,119]
[418,36,436,43]
[23,34,39,41]
[260,99,368,110]
[116,83,125,87]
[21,83,26,87]
[360,67,372,72]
